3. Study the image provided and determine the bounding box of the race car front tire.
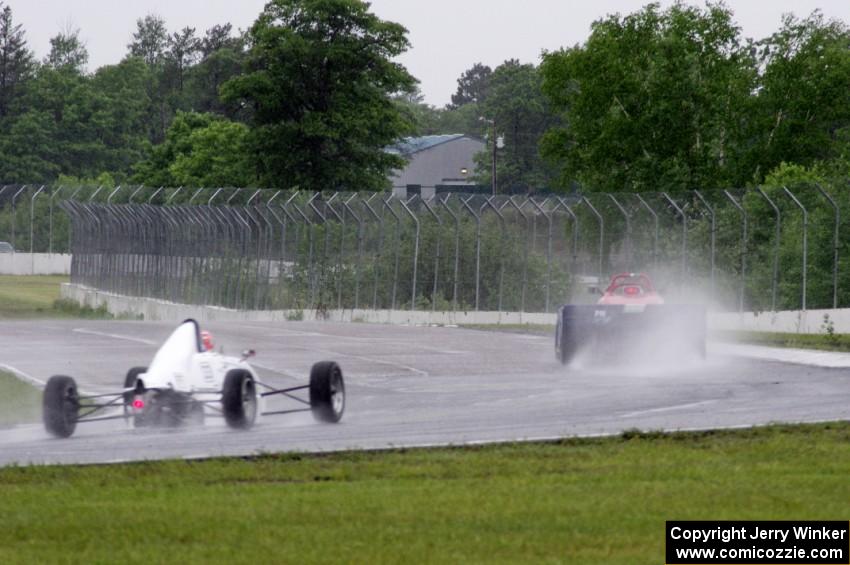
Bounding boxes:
[222,369,258,430]
[43,375,79,438]
[309,361,345,423]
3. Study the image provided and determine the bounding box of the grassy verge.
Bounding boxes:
[0,370,40,428]
[1,423,849,563]
[712,330,850,352]
[0,275,117,319]
[460,323,850,353]
[459,323,554,336]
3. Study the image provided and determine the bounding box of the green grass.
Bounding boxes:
[713,330,850,352]
[0,275,68,317]
[461,324,850,353]
[0,370,40,428]
[0,275,118,319]
[1,423,849,563]
[460,323,555,336]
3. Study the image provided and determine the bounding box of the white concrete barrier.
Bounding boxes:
[61,283,557,325]
[62,282,849,333]
[708,308,850,334]
[0,253,71,275]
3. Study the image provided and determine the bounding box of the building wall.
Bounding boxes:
[0,253,71,275]
[390,137,485,190]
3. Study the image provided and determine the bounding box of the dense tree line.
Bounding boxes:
[0,0,416,191]
[1,0,850,196]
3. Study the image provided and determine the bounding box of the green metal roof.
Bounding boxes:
[387,134,467,156]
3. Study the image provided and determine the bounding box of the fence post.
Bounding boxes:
[634,194,659,268]
[29,185,46,256]
[723,191,748,312]
[528,198,553,312]
[661,192,687,282]
[399,196,421,311]
[421,197,443,313]
[755,187,781,312]
[147,187,164,204]
[480,196,506,312]
[438,194,461,312]
[343,194,364,310]
[607,194,631,270]
[11,185,28,249]
[289,194,317,310]
[88,185,105,203]
[323,193,346,311]
[815,184,839,309]
[382,196,403,311]
[359,194,381,309]
[49,186,64,254]
[107,185,123,204]
[227,188,242,206]
[208,188,224,205]
[460,196,482,311]
[782,186,807,311]
[504,197,530,312]
[129,185,145,203]
[693,190,716,300]
[579,196,604,283]
[189,187,205,204]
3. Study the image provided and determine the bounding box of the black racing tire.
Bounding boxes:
[222,370,258,430]
[555,317,580,366]
[309,361,345,423]
[43,375,79,438]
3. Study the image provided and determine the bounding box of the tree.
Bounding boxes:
[128,14,168,66]
[133,111,252,187]
[540,3,755,193]
[165,27,200,93]
[169,119,253,187]
[185,23,246,117]
[450,62,491,108]
[0,3,34,117]
[748,12,850,181]
[476,60,556,192]
[45,27,88,72]
[221,0,417,191]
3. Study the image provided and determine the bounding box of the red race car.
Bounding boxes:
[555,273,705,365]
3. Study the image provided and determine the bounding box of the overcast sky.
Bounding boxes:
[9,0,850,107]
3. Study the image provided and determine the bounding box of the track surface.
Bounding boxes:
[0,320,848,466]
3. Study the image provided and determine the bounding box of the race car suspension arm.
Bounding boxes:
[257,382,310,403]
[256,381,312,415]
[75,392,127,422]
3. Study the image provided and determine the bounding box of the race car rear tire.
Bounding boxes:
[555,317,581,366]
[123,366,147,406]
[222,370,258,430]
[309,361,345,423]
[43,375,79,438]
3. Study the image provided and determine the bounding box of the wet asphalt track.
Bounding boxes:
[0,319,849,466]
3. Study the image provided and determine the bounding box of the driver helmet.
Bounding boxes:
[201,330,214,351]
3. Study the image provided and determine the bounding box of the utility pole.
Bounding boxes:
[480,116,497,195]
[491,118,497,196]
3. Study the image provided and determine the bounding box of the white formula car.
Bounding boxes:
[42,319,345,438]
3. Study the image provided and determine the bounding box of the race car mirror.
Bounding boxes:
[241,349,256,361]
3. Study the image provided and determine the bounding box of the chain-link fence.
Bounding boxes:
[53,183,849,314]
